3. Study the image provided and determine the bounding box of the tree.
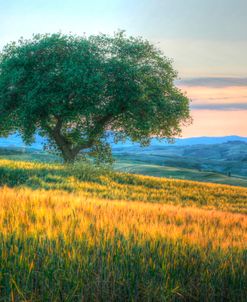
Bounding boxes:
[0,32,191,162]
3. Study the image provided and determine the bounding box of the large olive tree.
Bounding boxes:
[0,32,191,162]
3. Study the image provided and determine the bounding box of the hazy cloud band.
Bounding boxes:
[177,77,247,88]
[191,102,247,111]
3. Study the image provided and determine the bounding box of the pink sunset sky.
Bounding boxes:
[177,82,247,137]
[1,0,247,137]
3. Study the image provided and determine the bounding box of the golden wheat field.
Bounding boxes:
[0,159,246,301]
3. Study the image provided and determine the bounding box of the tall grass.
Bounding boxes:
[0,159,247,213]
[0,159,246,300]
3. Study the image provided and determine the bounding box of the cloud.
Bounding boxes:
[177,77,247,88]
[176,80,247,111]
[191,102,247,111]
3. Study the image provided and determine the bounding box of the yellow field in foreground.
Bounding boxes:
[1,159,247,213]
[0,160,246,300]
[1,186,246,250]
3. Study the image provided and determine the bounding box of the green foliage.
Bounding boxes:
[0,32,191,162]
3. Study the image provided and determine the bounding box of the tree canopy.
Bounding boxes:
[0,32,191,162]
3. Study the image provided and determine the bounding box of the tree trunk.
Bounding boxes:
[47,121,79,163]
[53,133,79,163]
[60,146,78,163]
[46,116,96,163]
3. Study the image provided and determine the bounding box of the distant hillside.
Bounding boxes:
[0,133,247,150]
[1,133,247,185]
[0,134,44,150]
[113,140,247,182]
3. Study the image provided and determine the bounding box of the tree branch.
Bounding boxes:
[71,112,114,156]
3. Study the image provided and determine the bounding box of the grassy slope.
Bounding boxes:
[1,146,247,188]
[113,141,247,187]
[0,158,247,213]
[114,156,247,187]
[0,158,246,301]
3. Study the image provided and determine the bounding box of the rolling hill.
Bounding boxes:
[1,134,247,187]
[113,140,247,186]
[0,158,246,300]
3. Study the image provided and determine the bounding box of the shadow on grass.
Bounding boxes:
[0,165,68,190]
[0,157,166,194]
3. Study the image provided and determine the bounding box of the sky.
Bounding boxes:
[1,0,247,137]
